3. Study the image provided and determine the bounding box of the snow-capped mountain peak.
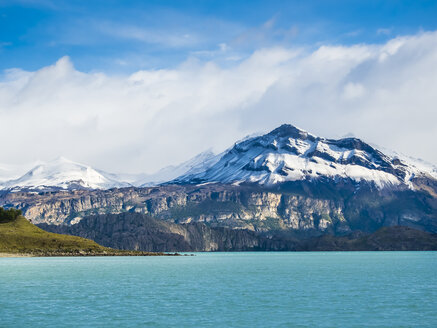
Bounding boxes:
[173,124,434,189]
[0,157,130,191]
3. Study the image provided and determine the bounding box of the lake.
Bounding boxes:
[1,252,436,327]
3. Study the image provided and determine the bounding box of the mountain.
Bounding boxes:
[0,157,131,191]
[174,124,437,189]
[2,124,435,192]
[1,123,436,248]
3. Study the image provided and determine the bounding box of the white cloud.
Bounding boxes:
[342,82,365,100]
[377,28,392,36]
[1,31,437,173]
[97,22,200,48]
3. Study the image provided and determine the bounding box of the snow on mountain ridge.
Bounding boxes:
[173,124,433,188]
[369,143,437,180]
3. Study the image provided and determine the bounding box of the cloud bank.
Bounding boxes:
[1,31,437,173]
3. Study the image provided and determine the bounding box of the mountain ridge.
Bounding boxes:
[1,124,436,192]
[173,124,435,189]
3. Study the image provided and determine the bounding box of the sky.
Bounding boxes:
[1,0,437,175]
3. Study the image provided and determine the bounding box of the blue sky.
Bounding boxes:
[2,0,437,72]
[1,1,437,173]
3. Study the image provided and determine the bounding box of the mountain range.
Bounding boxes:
[0,152,220,191]
[1,124,436,251]
[1,124,436,192]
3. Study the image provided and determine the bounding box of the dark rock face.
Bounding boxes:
[267,124,317,142]
[38,213,437,252]
[297,226,437,251]
[38,213,298,252]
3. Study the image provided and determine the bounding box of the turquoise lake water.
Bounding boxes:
[1,252,436,327]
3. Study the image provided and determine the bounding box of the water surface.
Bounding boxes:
[1,252,436,327]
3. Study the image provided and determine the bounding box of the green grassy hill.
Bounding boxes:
[0,208,169,256]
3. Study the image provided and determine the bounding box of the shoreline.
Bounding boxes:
[0,252,34,258]
[0,251,181,258]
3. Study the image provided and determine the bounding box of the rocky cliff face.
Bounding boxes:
[38,213,298,252]
[38,213,437,252]
[2,180,436,235]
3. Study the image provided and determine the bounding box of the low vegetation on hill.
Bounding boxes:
[0,207,172,256]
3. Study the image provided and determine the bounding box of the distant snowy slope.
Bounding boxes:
[0,157,131,191]
[174,124,436,189]
[0,162,37,182]
[369,144,437,180]
[0,151,221,191]
[135,150,220,187]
